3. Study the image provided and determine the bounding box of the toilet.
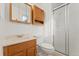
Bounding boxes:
[38,42,55,55]
[35,35,54,55]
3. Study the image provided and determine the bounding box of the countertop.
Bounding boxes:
[0,35,36,56]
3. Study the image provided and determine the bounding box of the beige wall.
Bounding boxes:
[0,4,1,16]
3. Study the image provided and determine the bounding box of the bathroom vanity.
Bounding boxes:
[0,35,37,56]
[3,39,36,56]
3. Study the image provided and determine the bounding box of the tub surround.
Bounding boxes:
[0,35,36,56]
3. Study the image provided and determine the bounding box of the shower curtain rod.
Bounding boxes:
[53,3,70,11]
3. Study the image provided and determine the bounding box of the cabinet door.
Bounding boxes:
[33,5,44,24]
[27,47,37,56]
[53,6,66,54]
[68,4,79,56]
[14,50,27,56]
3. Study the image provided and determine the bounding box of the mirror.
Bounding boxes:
[10,3,32,24]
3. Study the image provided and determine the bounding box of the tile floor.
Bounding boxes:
[37,46,65,56]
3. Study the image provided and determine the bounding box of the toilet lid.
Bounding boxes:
[39,43,54,50]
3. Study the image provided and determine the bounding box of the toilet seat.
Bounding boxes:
[39,43,54,50]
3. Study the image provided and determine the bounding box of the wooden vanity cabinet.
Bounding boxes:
[3,39,37,56]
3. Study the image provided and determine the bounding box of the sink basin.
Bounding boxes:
[3,34,35,46]
[6,34,34,40]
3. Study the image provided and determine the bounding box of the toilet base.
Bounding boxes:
[37,45,54,56]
